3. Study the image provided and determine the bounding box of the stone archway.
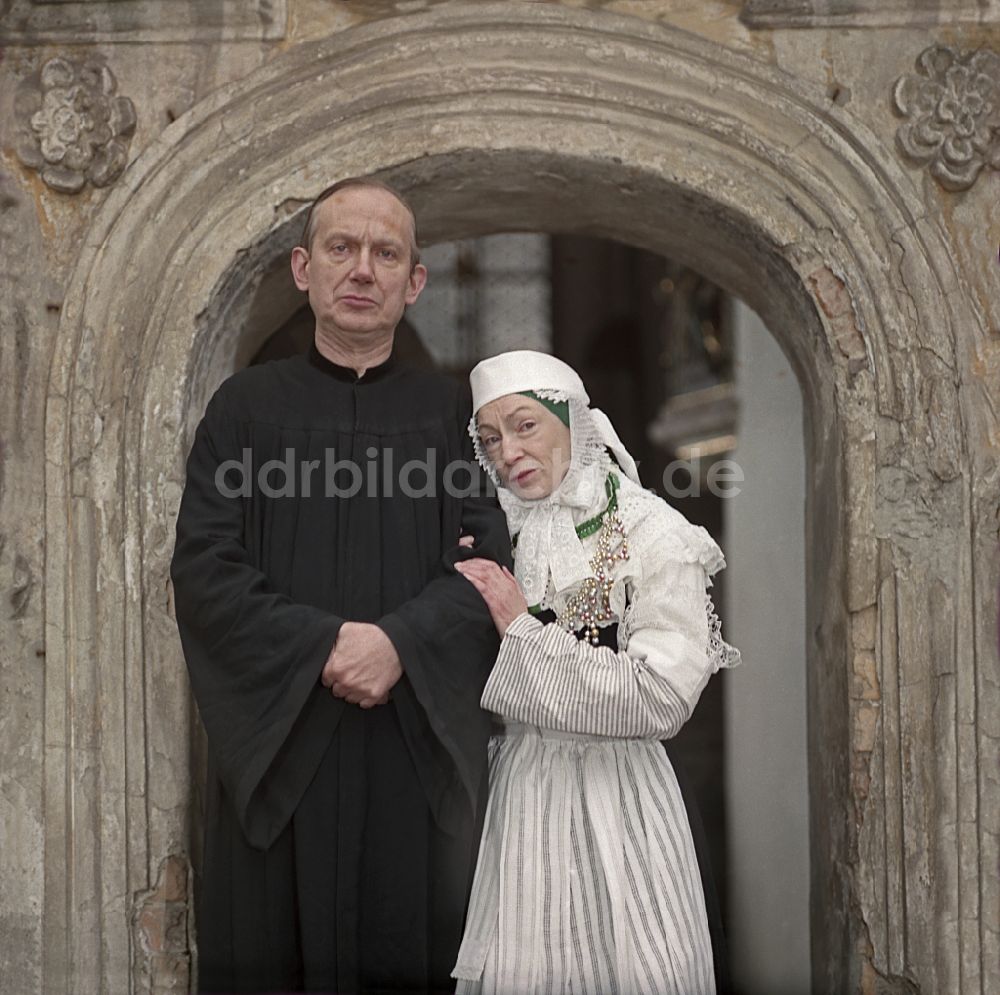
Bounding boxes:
[43,4,992,992]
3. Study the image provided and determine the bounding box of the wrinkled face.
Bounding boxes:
[476,394,572,500]
[290,185,427,340]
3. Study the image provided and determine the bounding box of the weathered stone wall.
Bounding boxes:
[0,149,52,995]
[0,3,996,993]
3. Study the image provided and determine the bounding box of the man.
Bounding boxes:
[171,178,510,994]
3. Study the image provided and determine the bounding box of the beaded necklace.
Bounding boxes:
[516,473,630,644]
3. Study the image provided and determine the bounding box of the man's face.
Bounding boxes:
[291,186,427,340]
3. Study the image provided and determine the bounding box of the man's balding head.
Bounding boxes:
[300,177,421,269]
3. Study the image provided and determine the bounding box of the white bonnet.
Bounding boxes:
[468,349,640,485]
[470,350,588,414]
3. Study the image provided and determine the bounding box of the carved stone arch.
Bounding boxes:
[44,4,993,993]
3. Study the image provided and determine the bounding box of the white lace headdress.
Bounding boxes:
[469,350,641,607]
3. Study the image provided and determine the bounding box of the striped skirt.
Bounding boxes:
[453,723,716,995]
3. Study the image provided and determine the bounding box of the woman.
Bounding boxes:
[451,350,739,995]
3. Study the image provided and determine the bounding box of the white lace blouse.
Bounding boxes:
[480,473,739,739]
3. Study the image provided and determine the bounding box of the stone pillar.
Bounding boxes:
[726,300,810,994]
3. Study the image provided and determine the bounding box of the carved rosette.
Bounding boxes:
[14,56,137,194]
[893,45,1000,192]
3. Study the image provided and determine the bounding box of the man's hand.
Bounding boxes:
[454,559,529,636]
[321,622,402,708]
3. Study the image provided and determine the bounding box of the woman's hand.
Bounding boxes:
[455,558,529,636]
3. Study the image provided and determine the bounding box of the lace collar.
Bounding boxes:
[499,454,614,608]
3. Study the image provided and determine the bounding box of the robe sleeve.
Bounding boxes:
[171,388,345,849]
[479,534,735,740]
[376,388,511,824]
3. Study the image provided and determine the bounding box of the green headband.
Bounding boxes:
[518,391,570,426]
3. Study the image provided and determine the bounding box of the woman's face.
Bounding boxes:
[476,394,572,499]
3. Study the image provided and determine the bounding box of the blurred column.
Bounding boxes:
[724,299,810,995]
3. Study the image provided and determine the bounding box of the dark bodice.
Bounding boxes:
[533,608,620,649]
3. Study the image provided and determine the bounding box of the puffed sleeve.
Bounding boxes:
[479,510,738,740]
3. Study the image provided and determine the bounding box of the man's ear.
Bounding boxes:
[290,246,310,291]
[405,263,428,305]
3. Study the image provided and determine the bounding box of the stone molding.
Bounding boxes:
[14,56,136,194]
[41,4,997,993]
[0,0,286,43]
[893,45,1000,192]
[742,0,1000,28]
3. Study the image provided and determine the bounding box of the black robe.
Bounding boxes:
[171,344,511,995]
